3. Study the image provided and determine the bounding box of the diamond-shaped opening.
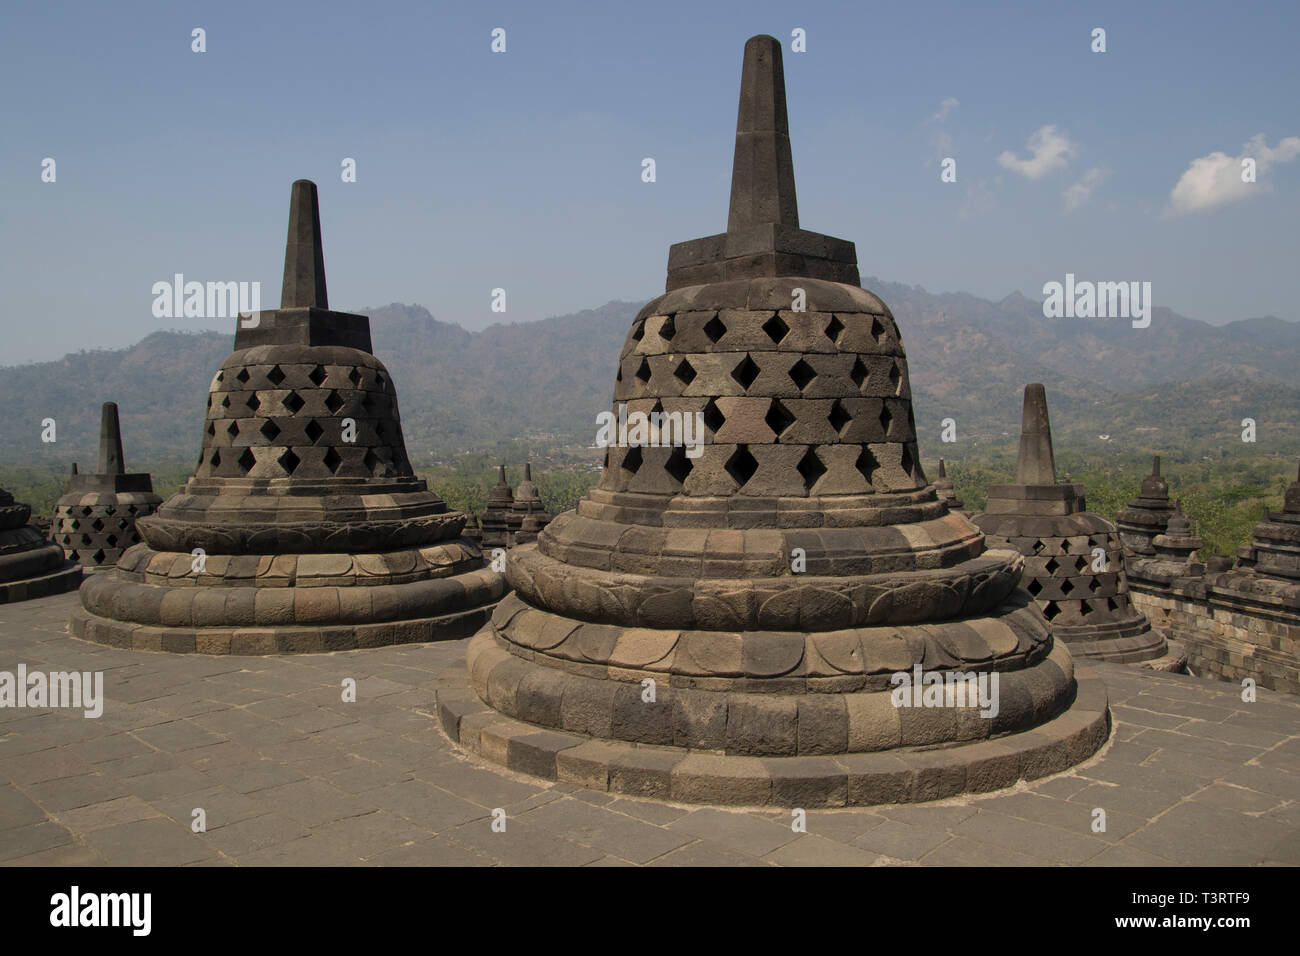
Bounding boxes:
[796,447,827,492]
[725,445,758,487]
[825,315,844,343]
[703,399,725,434]
[1027,578,1044,597]
[622,445,643,475]
[92,549,106,564]
[259,419,281,442]
[673,358,697,386]
[323,447,342,474]
[871,316,885,342]
[235,367,250,384]
[207,421,216,436]
[282,391,304,414]
[363,448,380,475]
[91,517,104,532]
[888,362,902,395]
[304,419,324,444]
[227,420,240,437]
[1088,576,1101,593]
[659,315,676,341]
[80,533,92,546]
[762,313,790,344]
[789,358,816,391]
[325,390,345,414]
[1075,556,1089,573]
[375,372,386,388]
[209,449,222,468]
[879,403,893,438]
[1060,578,1075,596]
[348,367,363,387]
[665,445,692,485]
[1032,539,1045,554]
[246,393,260,412]
[237,448,256,474]
[731,354,760,390]
[1079,601,1094,617]
[616,367,623,383]
[850,356,868,388]
[855,446,879,484]
[900,444,915,479]
[68,551,79,561]
[220,394,231,409]
[703,314,727,343]
[828,400,851,434]
[277,448,300,474]
[105,534,118,547]
[1042,601,1061,621]
[1061,539,1072,553]
[1044,557,1060,574]
[309,364,327,387]
[1106,597,1118,612]
[266,365,286,386]
[635,358,652,384]
[765,399,795,439]
[215,371,224,384]
[631,322,645,342]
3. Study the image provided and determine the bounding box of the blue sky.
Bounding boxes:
[2,0,1297,364]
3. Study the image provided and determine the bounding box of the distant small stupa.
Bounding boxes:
[53,402,162,570]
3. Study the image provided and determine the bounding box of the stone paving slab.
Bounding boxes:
[0,592,1296,866]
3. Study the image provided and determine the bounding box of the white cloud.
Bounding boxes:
[926,97,960,125]
[996,124,1077,180]
[1166,133,1300,216]
[1063,166,1110,212]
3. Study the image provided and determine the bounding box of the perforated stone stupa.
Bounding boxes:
[973,385,1174,667]
[437,37,1109,807]
[53,402,162,571]
[0,485,80,603]
[933,458,964,512]
[72,180,505,654]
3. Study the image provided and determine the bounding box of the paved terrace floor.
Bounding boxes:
[1,592,1297,867]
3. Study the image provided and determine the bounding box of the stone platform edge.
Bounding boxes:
[0,563,82,605]
[431,663,1111,808]
[69,601,499,655]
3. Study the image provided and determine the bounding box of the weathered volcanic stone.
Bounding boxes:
[0,485,81,603]
[53,403,162,571]
[973,385,1168,665]
[479,465,514,551]
[510,463,553,545]
[444,37,1108,807]
[72,179,506,653]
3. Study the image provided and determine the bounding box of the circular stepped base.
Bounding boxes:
[71,600,498,655]
[0,563,82,605]
[1140,640,1188,674]
[435,652,1111,808]
[1058,628,1169,666]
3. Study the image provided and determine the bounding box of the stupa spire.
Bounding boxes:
[1016,384,1057,486]
[97,402,126,476]
[281,179,328,309]
[727,35,799,231]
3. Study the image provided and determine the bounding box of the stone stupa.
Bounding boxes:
[1115,455,1176,556]
[509,463,553,544]
[479,466,515,551]
[932,458,964,512]
[53,402,163,571]
[0,485,80,603]
[73,180,505,654]
[973,385,1173,666]
[436,37,1109,807]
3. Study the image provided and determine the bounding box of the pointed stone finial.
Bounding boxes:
[1285,462,1300,513]
[1152,455,1161,476]
[71,462,78,475]
[97,402,126,475]
[498,464,507,483]
[938,458,948,478]
[281,179,328,309]
[524,463,533,481]
[1015,384,1057,486]
[727,35,799,232]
